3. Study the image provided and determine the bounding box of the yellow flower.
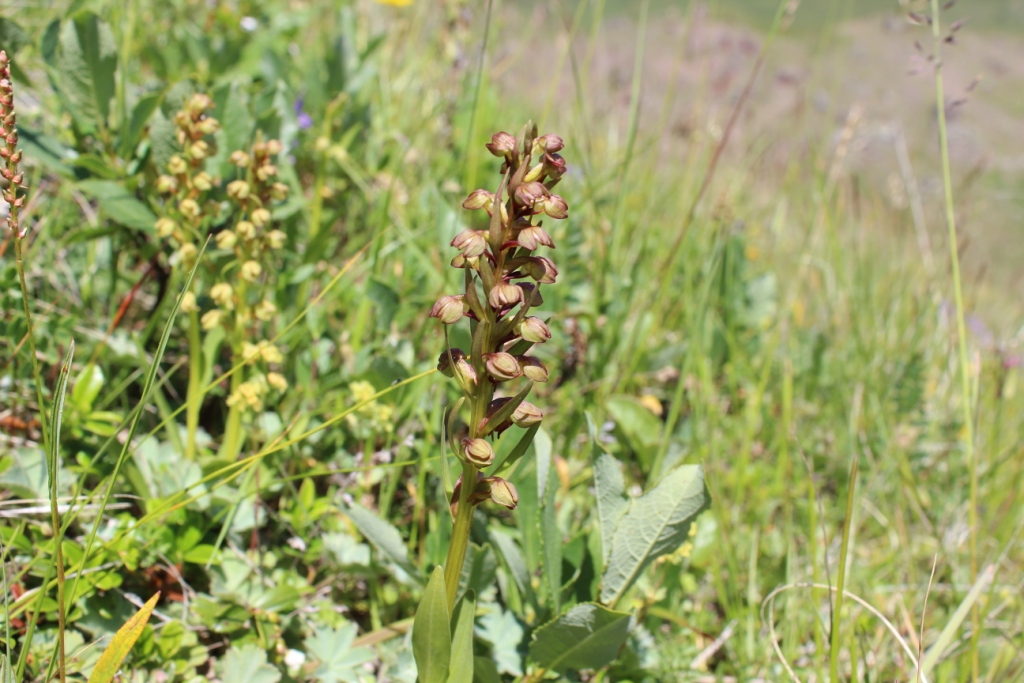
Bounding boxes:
[375,0,413,5]
[201,309,223,330]
[240,260,262,283]
[254,299,277,321]
[267,372,288,391]
[210,282,234,309]
[216,230,237,249]
[179,291,198,314]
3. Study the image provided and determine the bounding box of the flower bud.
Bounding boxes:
[267,372,288,391]
[518,316,551,344]
[265,139,284,155]
[488,282,522,309]
[270,182,289,200]
[179,291,198,313]
[462,189,495,212]
[186,93,213,113]
[189,140,209,160]
[514,181,548,207]
[450,253,468,269]
[536,134,564,153]
[256,163,278,182]
[192,172,214,191]
[260,343,283,363]
[524,256,558,284]
[242,342,261,364]
[265,229,287,249]
[254,299,277,321]
[155,217,177,238]
[436,348,466,377]
[519,356,549,382]
[177,242,198,263]
[480,476,518,510]
[462,438,494,467]
[542,194,568,219]
[178,198,201,219]
[485,131,516,157]
[210,282,234,309]
[451,229,488,258]
[429,295,467,324]
[235,220,256,240]
[156,175,178,194]
[216,229,238,249]
[516,226,554,251]
[195,116,220,135]
[168,155,188,174]
[229,150,250,167]
[250,207,272,227]
[227,180,251,200]
[543,153,567,178]
[512,401,543,428]
[240,260,262,282]
[201,309,223,330]
[484,352,521,382]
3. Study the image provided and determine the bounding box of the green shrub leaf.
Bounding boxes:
[528,603,631,674]
[594,453,628,567]
[599,464,709,606]
[77,180,158,232]
[51,13,117,133]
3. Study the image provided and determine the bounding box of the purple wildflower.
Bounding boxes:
[294,96,313,130]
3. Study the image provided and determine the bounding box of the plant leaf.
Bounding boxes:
[86,592,159,683]
[413,567,451,683]
[528,603,631,674]
[605,395,663,469]
[305,622,375,683]
[216,643,281,683]
[488,527,531,606]
[77,180,157,232]
[53,13,117,133]
[594,453,628,566]
[600,464,709,606]
[476,604,525,676]
[540,462,561,614]
[447,590,475,683]
[343,501,421,582]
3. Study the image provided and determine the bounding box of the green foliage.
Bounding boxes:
[528,603,632,674]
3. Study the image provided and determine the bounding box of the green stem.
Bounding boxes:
[829,455,857,683]
[185,309,202,460]
[443,460,478,612]
[12,235,49,454]
[929,1,978,678]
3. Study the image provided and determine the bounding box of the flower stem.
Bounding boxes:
[443,460,478,612]
[185,309,202,460]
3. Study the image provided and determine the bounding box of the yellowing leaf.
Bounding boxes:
[87,592,160,683]
[375,0,413,6]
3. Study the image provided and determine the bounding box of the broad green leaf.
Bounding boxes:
[528,603,631,674]
[540,462,561,614]
[216,643,281,683]
[534,427,552,501]
[53,13,117,132]
[413,567,451,683]
[86,592,159,683]
[124,91,163,157]
[448,590,476,683]
[605,395,663,469]
[77,180,157,232]
[489,424,539,477]
[476,605,524,676]
[594,453,628,566]
[600,465,709,606]
[343,502,421,582]
[71,363,104,412]
[305,622,375,683]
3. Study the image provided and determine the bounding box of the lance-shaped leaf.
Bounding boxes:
[528,603,631,674]
[599,465,709,606]
[86,593,160,683]
[413,567,451,683]
[343,502,421,583]
[447,590,476,683]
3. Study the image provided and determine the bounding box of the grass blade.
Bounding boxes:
[86,592,160,683]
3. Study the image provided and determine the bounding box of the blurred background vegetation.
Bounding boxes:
[1,0,1022,681]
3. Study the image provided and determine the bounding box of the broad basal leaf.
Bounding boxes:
[528,603,631,674]
[304,622,375,683]
[599,464,709,606]
[216,643,281,683]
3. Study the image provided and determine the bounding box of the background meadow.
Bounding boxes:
[1,0,1023,681]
